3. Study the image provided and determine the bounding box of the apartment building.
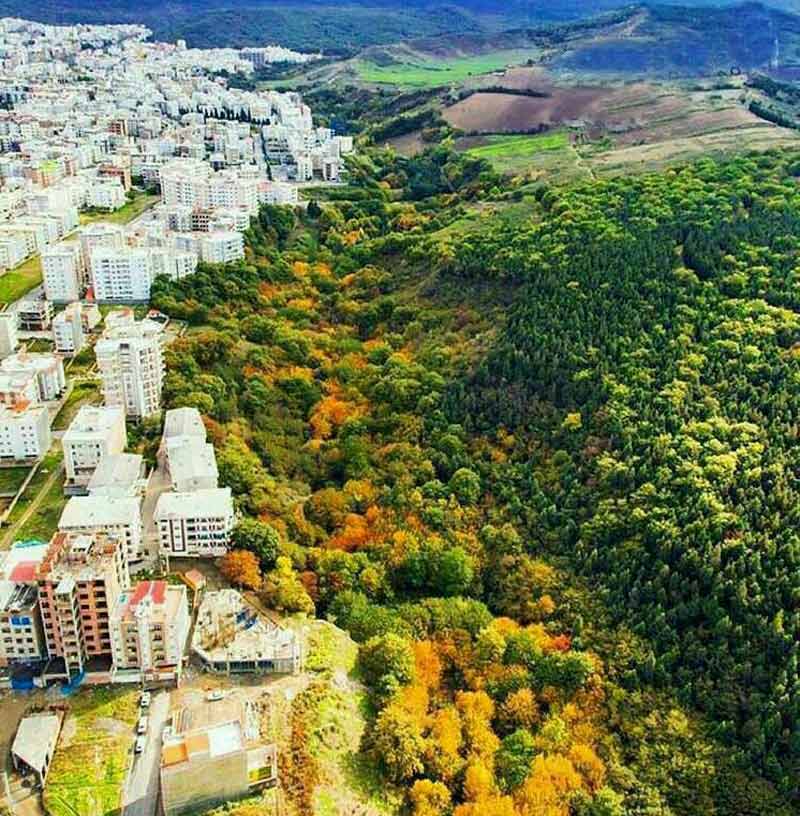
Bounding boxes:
[0,540,50,666]
[42,243,84,302]
[58,495,143,564]
[1,352,66,402]
[0,232,28,270]
[199,231,244,264]
[155,487,234,558]
[88,179,126,211]
[0,403,51,461]
[0,369,38,407]
[95,314,164,419]
[91,247,154,302]
[79,221,125,267]
[88,452,146,499]
[0,310,19,359]
[62,404,127,487]
[110,580,189,682]
[37,531,129,682]
[52,302,86,354]
[16,299,53,331]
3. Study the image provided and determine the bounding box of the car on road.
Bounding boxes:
[206,690,225,701]
[140,691,151,709]
[134,735,146,754]
[137,715,148,735]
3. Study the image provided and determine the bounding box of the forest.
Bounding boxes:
[150,142,800,815]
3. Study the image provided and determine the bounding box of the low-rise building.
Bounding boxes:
[160,695,277,816]
[11,713,62,786]
[111,580,189,682]
[155,487,234,558]
[62,405,127,488]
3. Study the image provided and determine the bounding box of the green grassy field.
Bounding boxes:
[465,131,571,173]
[0,467,30,495]
[0,254,42,305]
[44,688,138,816]
[3,446,62,534]
[356,51,531,87]
[53,380,101,431]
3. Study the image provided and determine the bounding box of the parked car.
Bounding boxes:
[134,735,146,754]
[137,716,148,735]
[206,690,224,702]
[139,691,151,709]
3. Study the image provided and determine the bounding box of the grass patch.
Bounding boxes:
[464,131,571,172]
[79,191,159,226]
[0,254,42,305]
[4,446,62,532]
[0,466,30,495]
[356,51,530,88]
[44,687,138,816]
[25,337,54,352]
[15,463,68,542]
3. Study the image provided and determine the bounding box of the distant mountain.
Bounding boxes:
[2,0,800,53]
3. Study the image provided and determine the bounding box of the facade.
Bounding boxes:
[95,314,164,419]
[16,299,54,331]
[58,495,144,564]
[42,244,84,302]
[199,231,244,264]
[37,531,129,682]
[0,310,19,359]
[62,405,127,487]
[79,222,125,267]
[91,247,153,302]
[155,487,234,558]
[110,580,189,681]
[52,302,86,354]
[0,403,51,461]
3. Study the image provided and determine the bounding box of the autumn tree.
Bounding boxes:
[220,550,262,590]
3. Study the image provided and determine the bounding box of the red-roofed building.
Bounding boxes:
[110,580,190,683]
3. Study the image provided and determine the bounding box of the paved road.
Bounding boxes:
[138,459,171,571]
[122,691,170,816]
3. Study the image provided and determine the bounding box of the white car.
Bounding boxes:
[134,735,146,754]
[139,691,151,709]
[206,690,224,702]
[137,716,148,735]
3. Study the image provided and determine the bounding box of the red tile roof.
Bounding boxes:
[9,561,37,582]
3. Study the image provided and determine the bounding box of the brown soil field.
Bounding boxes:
[615,107,765,146]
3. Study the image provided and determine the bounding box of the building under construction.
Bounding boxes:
[191,589,301,675]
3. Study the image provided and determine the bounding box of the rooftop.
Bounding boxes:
[62,405,124,440]
[155,487,232,520]
[12,713,61,773]
[88,452,144,496]
[163,406,205,441]
[59,494,140,529]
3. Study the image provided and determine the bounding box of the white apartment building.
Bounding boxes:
[79,221,125,267]
[62,404,127,487]
[52,302,86,354]
[199,231,244,264]
[1,352,66,402]
[89,179,126,211]
[0,403,51,461]
[42,243,84,302]
[91,247,153,302]
[155,487,234,558]
[0,311,18,359]
[16,299,53,331]
[0,370,38,407]
[110,580,190,682]
[58,495,144,563]
[0,233,27,270]
[95,315,164,420]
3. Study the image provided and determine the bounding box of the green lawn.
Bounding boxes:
[79,191,159,226]
[15,465,68,542]
[0,254,42,305]
[464,131,572,173]
[4,446,62,532]
[44,687,139,816]
[356,50,531,87]
[0,467,30,495]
